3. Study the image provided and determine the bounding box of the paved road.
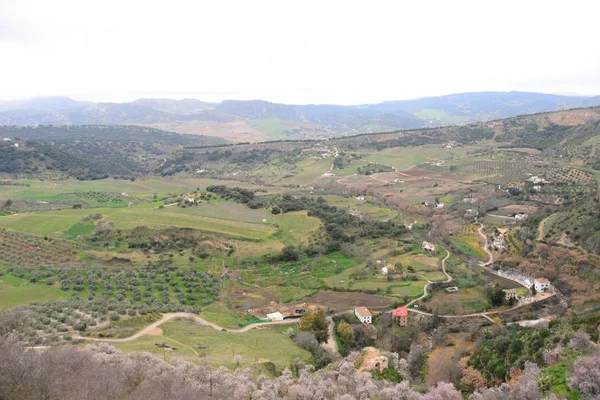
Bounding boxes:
[75,312,300,343]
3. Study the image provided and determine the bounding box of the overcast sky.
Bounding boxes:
[0,0,599,104]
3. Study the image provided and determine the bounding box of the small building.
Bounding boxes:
[422,241,436,252]
[436,203,445,209]
[445,287,459,293]
[2,138,11,142]
[504,288,518,300]
[534,278,550,292]
[392,306,409,327]
[355,307,372,324]
[267,312,284,321]
[515,213,529,221]
[381,263,394,275]
[182,193,199,203]
[356,196,365,201]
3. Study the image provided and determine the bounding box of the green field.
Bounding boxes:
[278,158,332,185]
[0,275,68,309]
[322,195,397,220]
[111,318,311,369]
[272,211,321,244]
[0,204,275,240]
[449,235,486,258]
[413,109,470,124]
[250,118,287,139]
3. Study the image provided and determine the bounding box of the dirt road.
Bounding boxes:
[406,247,451,308]
[76,313,300,343]
[537,214,554,241]
[322,317,340,357]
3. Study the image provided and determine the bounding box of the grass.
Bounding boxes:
[413,109,470,124]
[86,314,161,338]
[0,274,68,310]
[112,318,311,369]
[64,222,95,238]
[278,158,332,185]
[0,203,276,240]
[199,302,260,329]
[272,211,321,244]
[250,118,287,139]
[178,202,271,223]
[322,195,397,221]
[449,235,486,258]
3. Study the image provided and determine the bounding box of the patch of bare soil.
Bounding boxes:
[146,327,163,336]
[426,333,474,385]
[302,292,396,310]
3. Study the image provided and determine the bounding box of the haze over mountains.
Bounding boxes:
[1,91,599,142]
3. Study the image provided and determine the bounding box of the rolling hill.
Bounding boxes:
[1,92,599,142]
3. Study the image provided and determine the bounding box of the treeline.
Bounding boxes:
[206,185,256,204]
[357,163,394,175]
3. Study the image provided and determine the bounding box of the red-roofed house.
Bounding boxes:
[392,306,409,327]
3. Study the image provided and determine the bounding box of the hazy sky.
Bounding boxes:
[1,0,599,104]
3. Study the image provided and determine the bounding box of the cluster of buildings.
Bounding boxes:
[354,306,409,327]
[423,201,445,209]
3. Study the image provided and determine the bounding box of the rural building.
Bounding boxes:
[355,307,372,324]
[515,213,529,221]
[392,306,409,326]
[267,312,284,321]
[436,203,445,209]
[182,193,199,203]
[504,288,518,300]
[445,287,459,293]
[381,263,394,275]
[534,278,550,292]
[356,196,365,201]
[421,241,436,252]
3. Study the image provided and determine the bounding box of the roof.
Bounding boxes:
[385,263,394,270]
[422,241,435,248]
[267,312,283,319]
[497,228,509,234]
[392,306,408,317]
[535,278,550,284]
[355,307,372,318]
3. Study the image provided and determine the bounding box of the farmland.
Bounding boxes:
[1,106,600,400]
[111,318,311,369]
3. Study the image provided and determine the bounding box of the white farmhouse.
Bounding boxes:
[534,278,551,292]
[355,307,372,324]
[421,241,436,252]
[515,213,529,221]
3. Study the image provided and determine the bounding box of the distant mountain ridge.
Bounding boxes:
[1,92,599,140]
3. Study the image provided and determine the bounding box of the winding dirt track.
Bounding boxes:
[76,313,300,343]
[406,247,451,308]
[79,225,553,343]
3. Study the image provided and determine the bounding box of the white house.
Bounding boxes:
[355,307,372,324]
[515,213,529,221]
[267,312,284,321]
[436,203,445,209]
[422,241,436,252]
[534,278,550,292]
[381,263,394,275]
[356,196,365,201]
[2,138,11,142]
